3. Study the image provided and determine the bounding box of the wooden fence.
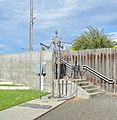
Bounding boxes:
[61,48,117,93]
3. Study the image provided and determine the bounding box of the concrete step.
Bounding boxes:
[89,91,103,96]
[69,77,105,99]
[81,85,95,89]
[72,79,87,82]
[0,86,30,90]
[67,78,104,99]
[0,81,13,85]
[0,81,29,90]
[85,88,99,92]
[0,79,9,82]
[77,82,89,86]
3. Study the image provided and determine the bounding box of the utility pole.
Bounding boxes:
[29,0,33,52]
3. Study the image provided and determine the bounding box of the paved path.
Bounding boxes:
[36,94,117,120]
[0,95,68,120]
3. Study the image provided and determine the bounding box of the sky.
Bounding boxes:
[0,0,117,53]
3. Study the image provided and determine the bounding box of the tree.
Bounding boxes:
[71,26,116,50]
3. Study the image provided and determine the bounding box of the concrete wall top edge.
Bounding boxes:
[0,50,53,56]
[0,48,117,56]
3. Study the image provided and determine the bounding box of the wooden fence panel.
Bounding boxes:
[62,48,117,93]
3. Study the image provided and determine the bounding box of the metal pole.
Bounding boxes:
[39,44,42,99]
[29,0,33,52]
[66,81,68,95]
[62,80,64,95]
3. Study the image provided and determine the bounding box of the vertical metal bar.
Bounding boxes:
[66,81,68,95]
[70,80,72,98]
[39,45,42,91]
[39,44,42,99]
[106,82,108,92]
[62,80,64,95]
[110,84,112,93]
[73,67,75,79]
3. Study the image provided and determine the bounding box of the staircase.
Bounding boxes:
[71,78,104,99]
[61,76,104,99]
[60,60,114,99]
[0,79,29,90]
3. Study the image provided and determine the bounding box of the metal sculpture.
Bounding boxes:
[40,30,63,98]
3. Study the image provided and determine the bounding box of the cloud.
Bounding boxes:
[33,0,79,30]
[0,0,117,53]
[33,0,117,31]
[108,32,117,41]
[0,44,6,48]
[37,2,75,19]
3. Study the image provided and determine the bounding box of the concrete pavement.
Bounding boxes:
[36,94,117,120]
[0,95,69,120]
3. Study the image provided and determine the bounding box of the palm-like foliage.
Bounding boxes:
[71,26,116,50]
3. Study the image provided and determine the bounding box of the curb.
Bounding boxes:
[33,96,75,120]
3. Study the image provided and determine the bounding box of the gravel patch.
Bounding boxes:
[36,94,117,120]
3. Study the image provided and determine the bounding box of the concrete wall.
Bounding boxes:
[0,48,117,93]
[0,51,52,92]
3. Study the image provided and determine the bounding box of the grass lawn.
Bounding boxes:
[0,90,48,111]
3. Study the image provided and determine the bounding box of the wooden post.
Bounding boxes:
[29,0,33,52]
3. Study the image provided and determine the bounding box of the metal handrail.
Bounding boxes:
[82,65,115,84]
[61,59,74,69]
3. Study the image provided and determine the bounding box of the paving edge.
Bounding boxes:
[33,96,75,120]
